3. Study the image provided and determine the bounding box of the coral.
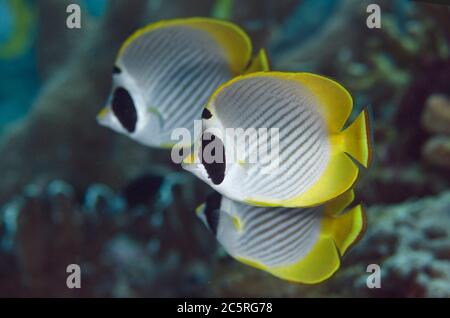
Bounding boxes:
[204,192,450,297]
[420,94,450,171]
[0,0,217,205]
[0,172,212,297]
[422,137,450,171]
[421,95,450,135]
[331,192,450,297]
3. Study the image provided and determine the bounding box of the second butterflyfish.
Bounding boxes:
[196,190,365,284]
[183,72,373,207]
[97,17,269,148]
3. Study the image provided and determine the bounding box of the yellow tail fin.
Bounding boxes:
[341,109,372,168]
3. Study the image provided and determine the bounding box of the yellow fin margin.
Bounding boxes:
[205,72,369,207]
[237,237,340,284]
[235,204,365,284]
[340,109,373,168]
[195,203,206,215]
[323,189,355,217]
[281,111,371,207]
[97,106,110,120]
[282,152,359,207]
[290,73,353,133]
[323,204,365,255]
[245,48,270,74]
[117,17,252,75]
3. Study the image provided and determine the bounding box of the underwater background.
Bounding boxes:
[0,0,449,297]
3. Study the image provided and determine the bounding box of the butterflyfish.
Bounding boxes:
[183,72,372,207]
[196,190,365,284]
[97,17,269,148]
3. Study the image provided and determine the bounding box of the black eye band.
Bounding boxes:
[201,133,226,185]
[202,108,212,119]
[112,87,138,133]
[204,192,222,235]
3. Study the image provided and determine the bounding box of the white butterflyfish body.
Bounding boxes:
[97,17,269,148]
[183,72,372,207]
[197,190,365,284]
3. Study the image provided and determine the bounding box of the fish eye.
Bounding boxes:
[201,132,226,185]
[112,87,138,133]
[202,108,212,119]
[203,192,222,235]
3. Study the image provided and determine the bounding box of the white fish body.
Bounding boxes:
[197,190,364,283]
[183,72,372,207]
[98,18,269,148]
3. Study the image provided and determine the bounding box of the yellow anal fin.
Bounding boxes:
[233,202,364,284]
[267,204,364,284]
[341,109,373,168]
[323,204,365,255]
[268,237,341,284]
[281,109,370,208]
[283,152,359,207]
[195,203,206,215]
[183,152,196,164]
[245,48,270,74]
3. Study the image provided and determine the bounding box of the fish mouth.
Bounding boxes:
[97,106,110,121]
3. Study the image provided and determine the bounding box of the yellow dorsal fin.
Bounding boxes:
[118,17,252,75]
[290,73,353,133]
[244,48,270,73]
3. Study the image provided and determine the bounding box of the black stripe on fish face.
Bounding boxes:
[204,192,222,235]
[201,132,226,185]
[112,87,137,133]
[202,108,212,119]
[113,66,122,74]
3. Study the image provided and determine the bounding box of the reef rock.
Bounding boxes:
[421,94,450,135]
[209,191,450,298]
[422,136,450,171]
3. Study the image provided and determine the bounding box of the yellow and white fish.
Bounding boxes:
[196,190,365,284]
[97,17,269,148]
[183,72,372,207]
